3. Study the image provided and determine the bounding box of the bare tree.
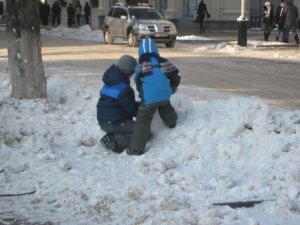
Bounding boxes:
[7,0,47,99]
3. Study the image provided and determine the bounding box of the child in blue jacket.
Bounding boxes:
[97,55,139,153]
[127,38,181,155]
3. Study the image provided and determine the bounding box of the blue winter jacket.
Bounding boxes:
[97,64,139,124]
[135,38,181,106]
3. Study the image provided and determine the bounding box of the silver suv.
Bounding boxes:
[103,3,177,48]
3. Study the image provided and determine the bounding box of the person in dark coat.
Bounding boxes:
[51,1,61,26]
[39,1,44,23]
[261,1,274,41]
[97,55,139,153]
[0,2,3,20]
[84,2,91,24]
[274,0,286,41]
[126,38,181,156]
[196,0,210,33]
[67,3,75,27]
[282,0,299,44]
[40,0,51,26]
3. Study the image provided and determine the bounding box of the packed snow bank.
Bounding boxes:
[1,24,300,225]
[177,35,213,41]
[41,24,104,43]
[188,40,300,61]
[1,72,300,225]
[192,40,291,51]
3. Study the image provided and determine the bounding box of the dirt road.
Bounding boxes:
[0,30,299,110]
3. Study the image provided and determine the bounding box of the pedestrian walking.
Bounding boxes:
[261,1,274,41]
[274,0,286,41]
[84,2,91,25]
[127,38,181,156]
[196,0,210,33]
[51,0,61,26]
[75,1,82,26]
[282,0,299,44]
[67,3,75,27]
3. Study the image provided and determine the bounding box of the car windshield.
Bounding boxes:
[128,8,163,20]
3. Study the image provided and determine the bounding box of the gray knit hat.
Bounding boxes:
[117,55,137,75]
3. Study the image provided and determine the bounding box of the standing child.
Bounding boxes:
[127,38,181,156]
[97,55,139,153]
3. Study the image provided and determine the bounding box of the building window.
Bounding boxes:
[156,0,167,16]
[183,0,197,16]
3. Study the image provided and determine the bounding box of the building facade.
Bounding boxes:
[1,0,300,30]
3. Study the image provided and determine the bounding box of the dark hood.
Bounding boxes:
[102,64,130,86]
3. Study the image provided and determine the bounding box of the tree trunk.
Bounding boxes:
[7,0,47,99]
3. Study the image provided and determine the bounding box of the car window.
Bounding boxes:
[129,8,163,20]
[112,8,121,18]
[107,8,115,17]
[120,8,128,18]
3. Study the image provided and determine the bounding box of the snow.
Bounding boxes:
[40,24,104,43]
[177,35,213,41]
[1,25,300,225]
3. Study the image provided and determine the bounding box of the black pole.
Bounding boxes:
[237,0,247,47]
[237,20,248,46]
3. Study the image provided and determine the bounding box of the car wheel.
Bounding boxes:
[128,30,138,47]
[104,29,113,44]
[165,39,176,48]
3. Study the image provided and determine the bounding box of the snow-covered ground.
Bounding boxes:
[1,25,300,225]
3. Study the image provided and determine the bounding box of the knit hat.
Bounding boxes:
[117,55,137,75]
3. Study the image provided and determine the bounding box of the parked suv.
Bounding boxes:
[103,3,177,48]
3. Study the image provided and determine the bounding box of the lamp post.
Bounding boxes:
[237,0,247,46]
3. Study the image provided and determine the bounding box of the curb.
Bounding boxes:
[176,38,299,48]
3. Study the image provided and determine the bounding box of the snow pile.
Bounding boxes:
[1,25,300,225]
[41,24,104,43]
[193,40,289,51]
[177,35,213,41]
[190,40,300,61]
[1,74,300,225]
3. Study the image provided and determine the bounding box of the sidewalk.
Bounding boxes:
[177,27,300,47]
